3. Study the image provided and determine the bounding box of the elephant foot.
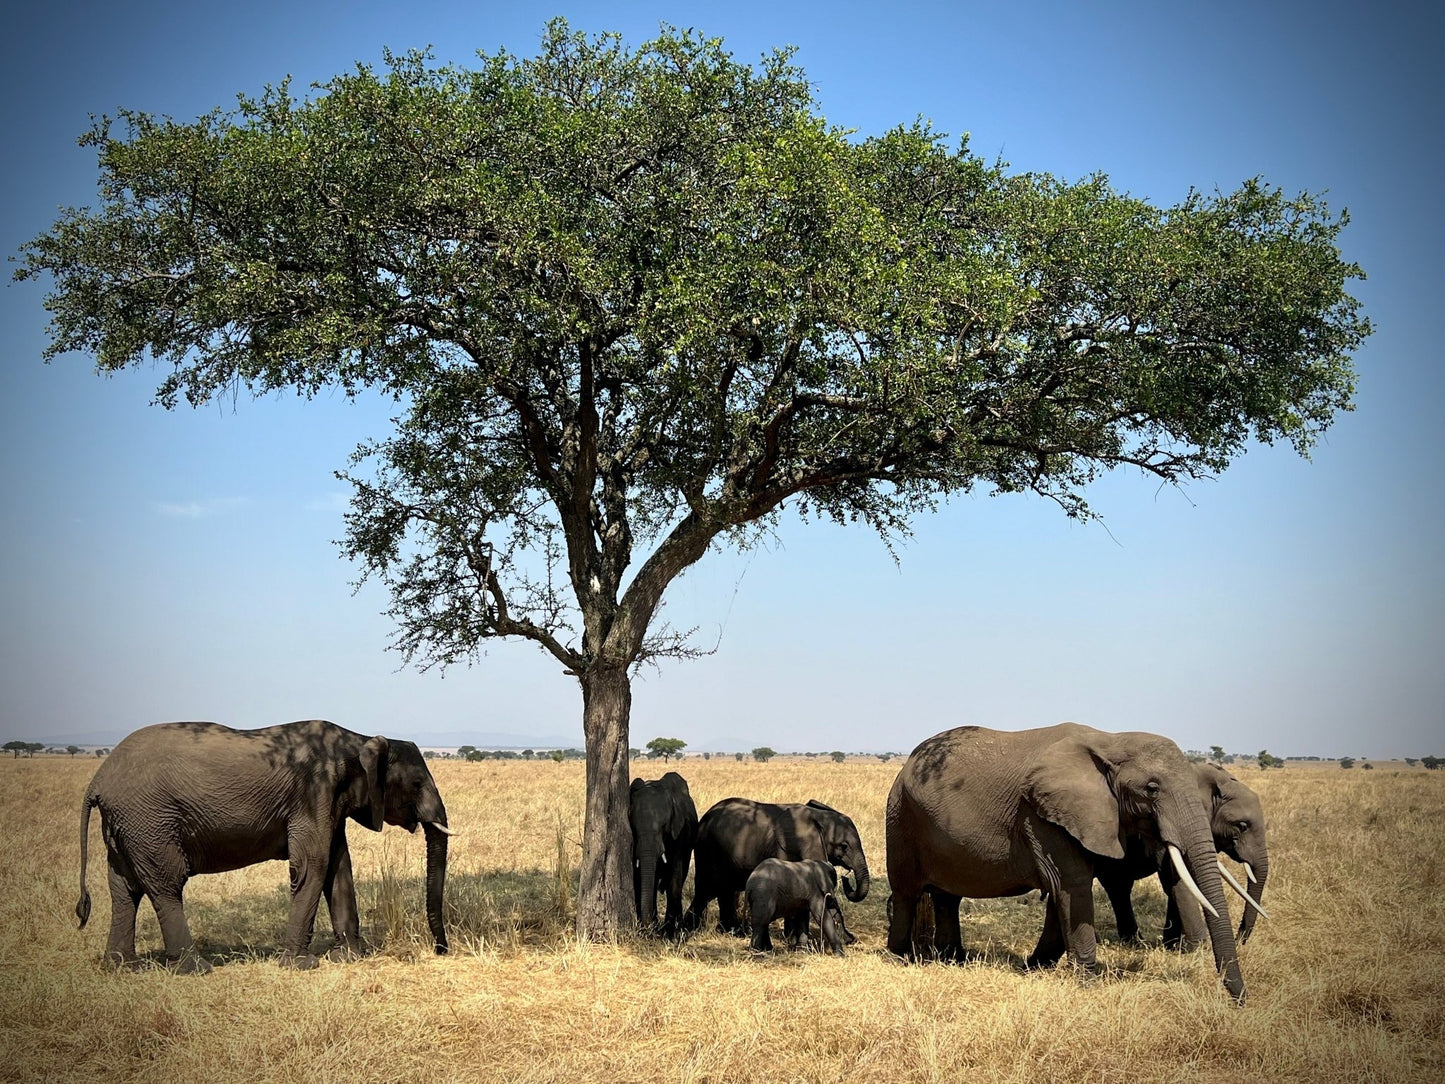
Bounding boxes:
[325,943,369,963]
[168,951,213,975]
[1025,952,1064,971]
[102,950,143,971]
[279,951,320,971]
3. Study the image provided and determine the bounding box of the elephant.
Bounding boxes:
[745,858,853,956]
[76,719,452,972]
[886,723,1247,1003]
[629,771,698,938]
[684,797,870,935]
[1095,761,1269,950]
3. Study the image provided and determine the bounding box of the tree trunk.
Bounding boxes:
[575,664,636,940]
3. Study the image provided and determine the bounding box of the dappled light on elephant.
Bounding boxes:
[76,719,452,970]
[684,797,870,936]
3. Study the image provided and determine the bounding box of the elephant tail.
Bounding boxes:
[76,787,96,928]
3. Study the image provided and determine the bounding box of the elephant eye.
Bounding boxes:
[1236,820,1250,832]
[1145,781,1160,796]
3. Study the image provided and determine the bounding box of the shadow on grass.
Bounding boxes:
[110,868,1204,981]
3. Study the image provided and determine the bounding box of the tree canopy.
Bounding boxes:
[645,737,686,761]
[16,20,1369,937]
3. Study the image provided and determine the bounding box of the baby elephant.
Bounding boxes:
[745,858,853,956]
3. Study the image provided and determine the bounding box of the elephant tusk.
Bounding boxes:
[1217,860,1270,920]
[425,821,458,836]
[1243,862,1257,884]
[1167,845,1220,920]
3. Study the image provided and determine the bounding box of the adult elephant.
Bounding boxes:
[886,723,1246,1003]
[629,771,698,938]
[1097,761,1269,949]
[77,720,452,971]
[684,798,870,935]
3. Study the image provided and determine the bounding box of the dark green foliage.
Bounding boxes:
[1339,756,1355,769]
[830,750,846,762]
[752,747,777,762]
[646,737,687,762]
[13,20,1370,937]
[15,22,1368,684]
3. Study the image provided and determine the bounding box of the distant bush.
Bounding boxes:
[752,747,777,763]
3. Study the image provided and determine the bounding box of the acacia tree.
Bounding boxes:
[645,737,686,762]
[17,22,1368,938]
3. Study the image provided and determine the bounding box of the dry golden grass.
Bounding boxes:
[1,755,1440,1082]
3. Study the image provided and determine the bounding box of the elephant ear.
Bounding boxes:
[1026,738,1124,859]
[359,735,390,832]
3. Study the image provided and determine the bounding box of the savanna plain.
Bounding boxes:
[0,754,1440,1083]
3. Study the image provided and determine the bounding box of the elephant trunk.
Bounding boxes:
[1238,854,1268,944]
[422,820,449,954]
[636,850,660,930]
[1180,820,1244,1004]
[842,858,870,903]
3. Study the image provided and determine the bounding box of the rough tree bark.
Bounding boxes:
[575,664,636,938]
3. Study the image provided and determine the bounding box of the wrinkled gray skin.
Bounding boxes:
[1095,762,1268,949]
[629,771,698,938]
[745,858,853,956]
[886,724,1246,1004]
[684,798,870,935]
[77,720,450,972]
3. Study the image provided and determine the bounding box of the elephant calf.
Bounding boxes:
[744,859,854,956]
[77,719,453,972]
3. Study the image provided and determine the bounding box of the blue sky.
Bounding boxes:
[2,1,1440,757]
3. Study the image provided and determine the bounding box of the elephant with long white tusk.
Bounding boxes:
[1090,761,1270,950]
[887,723,1248,1003]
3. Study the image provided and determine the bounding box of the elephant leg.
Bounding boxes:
[1055,880,1100,973]
[148,887,209,973]
[886,887,921,960]
[1101,874,1141,945]
[662,855,688,939]
[930,889,964,963]
[718,889,745,936]
[281,827,328,968]
[782,912,806,951]
[1027,894,1067,969]
[323,828,363,960]
[103,853,143,967]
[750,916,773,952]
[683,868,715,934]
